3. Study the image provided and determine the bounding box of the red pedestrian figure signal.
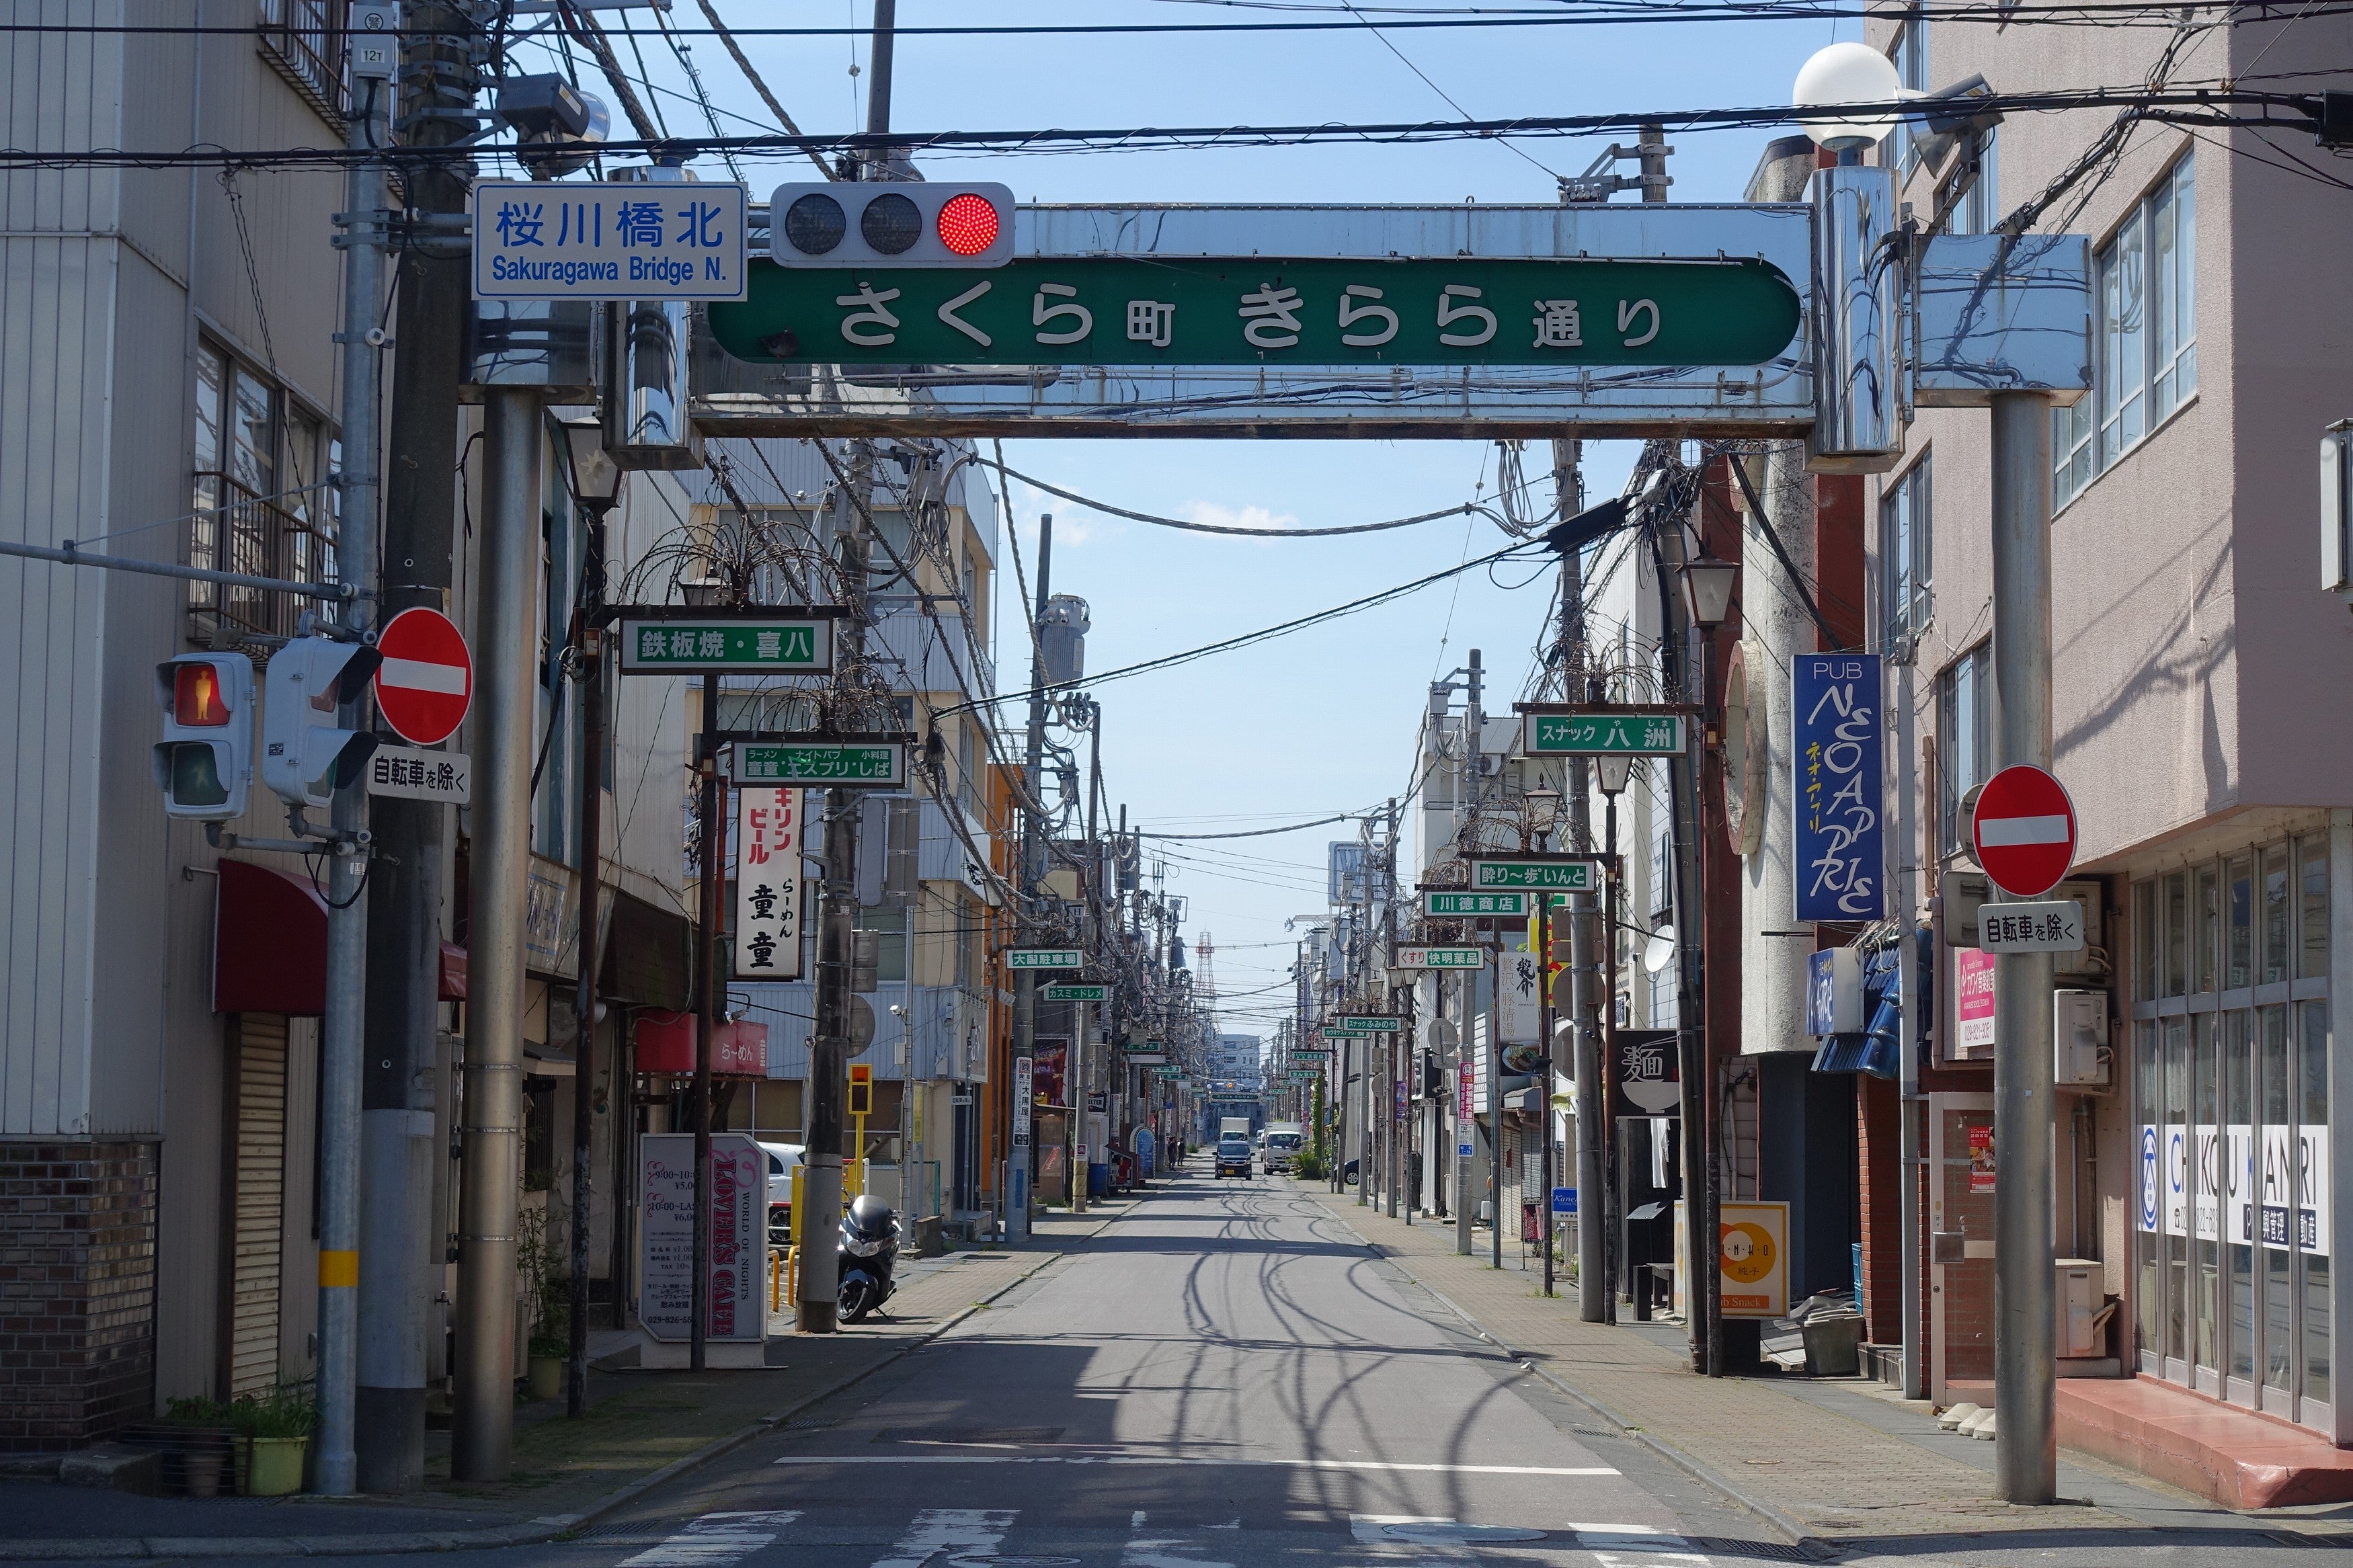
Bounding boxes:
[1970,765,2077,899]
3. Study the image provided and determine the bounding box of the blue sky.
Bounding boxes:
[572,1,1854,1024]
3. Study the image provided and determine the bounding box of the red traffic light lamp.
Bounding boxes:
[766,182,1014,269]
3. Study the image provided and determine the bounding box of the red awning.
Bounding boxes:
[214,860,329,1016]
[214,859,469,1015]
[633,1011,770,1077]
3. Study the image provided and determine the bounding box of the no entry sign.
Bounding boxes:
[1971,765,2077,899]
[372,607,473,747]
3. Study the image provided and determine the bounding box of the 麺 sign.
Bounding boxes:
[1792,653,1884,922]
[1424,890,1530,917]
[1471,858,1602,893]
[619,618,834,675]
[473,179,747,301]
[733,741,906,788]
[709,256,1801,368]
[1524,712,1685,755]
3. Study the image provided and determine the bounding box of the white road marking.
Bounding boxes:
[870,1507,1020,1568]
[1579,1529,1712,1567]
[616,1510,800,1567]
[1123,1509,1235,1568]
[1131,1512,1148,1530]
[772,1456,1613,1475]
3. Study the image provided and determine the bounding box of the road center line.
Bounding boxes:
[772,1456,1616,1475]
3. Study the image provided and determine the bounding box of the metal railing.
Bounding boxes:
[188,472,337,642]
[257,0,348,124]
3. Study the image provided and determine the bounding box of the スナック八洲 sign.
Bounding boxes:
[473,180,747,300]
[1792,654,1883,922]
[1524,711,1685,756]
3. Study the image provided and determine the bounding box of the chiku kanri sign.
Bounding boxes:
[710,257,1800,369]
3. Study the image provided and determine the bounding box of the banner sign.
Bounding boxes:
[1012,1057,1033,1147]
[1792,653,1884,922]
[1607,1028,1682,1121]
[733,786,803,980]
[638,1132,764,1343]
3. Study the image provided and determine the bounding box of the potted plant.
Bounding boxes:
[518,1203,570,1402]
[231,1385,317,1496]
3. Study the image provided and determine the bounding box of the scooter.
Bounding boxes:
[837,1194,901,1323]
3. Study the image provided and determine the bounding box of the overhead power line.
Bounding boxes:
[0,87,2312,170]
[1144,814,1358,840]
[985,456,1488,539]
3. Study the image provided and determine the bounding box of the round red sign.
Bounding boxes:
[372,606,473,747]
[1970,764,2078,899]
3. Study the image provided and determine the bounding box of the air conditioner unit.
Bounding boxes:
[2054,990,2108,1087]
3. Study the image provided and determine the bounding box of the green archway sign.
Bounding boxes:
[709,255,1800,370]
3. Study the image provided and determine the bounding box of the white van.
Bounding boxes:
[760,1141,804,1243]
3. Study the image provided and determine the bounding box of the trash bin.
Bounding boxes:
[1800,1312,1866,1376]
[1088,1162,1112,1198]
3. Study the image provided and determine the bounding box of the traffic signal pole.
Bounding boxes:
[1554,438,1607,1323]
[1989,390,2059,1501]
[452,386,541,1479]
[315,70,389,1499]
[1006,513,1053,1241]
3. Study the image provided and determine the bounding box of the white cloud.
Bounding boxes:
[1176,500,1300,536]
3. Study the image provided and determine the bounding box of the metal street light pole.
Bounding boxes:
[1990,390,2059,1501]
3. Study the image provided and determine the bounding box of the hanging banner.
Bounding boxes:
[733,786,803,981]
[1791,653,1884,922]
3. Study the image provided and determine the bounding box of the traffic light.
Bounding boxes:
[847,1063,874,1118]
[766,182,1014,269]
[151,654,255,821]
[262,636,382,811]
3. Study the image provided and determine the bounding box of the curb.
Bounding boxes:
[0,1216,1121,1564]
[1320,1199,1837,1562]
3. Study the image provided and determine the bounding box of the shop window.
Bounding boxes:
[2054,154,2196,507]
[2228,854,2254,991]
[2301,837,2330,981]
[2264,844,2292,986]
[1882,19,1929,173]
[861,903,908,983]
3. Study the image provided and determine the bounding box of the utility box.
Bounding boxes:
[2057,1257,2106,1358]
[2054,990,2108,1087]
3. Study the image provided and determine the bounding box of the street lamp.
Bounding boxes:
[1676,555,1739,632]
[1595,754,1634,797]
[1792,41,1907,152]
[680,574,732,606]
[561,415,623,518]
[1523,786,1563,848]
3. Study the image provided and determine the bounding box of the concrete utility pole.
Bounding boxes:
[360,0,476,1492]
[1554,438,1608,1322]
[1459,649,1484,1258]
[317,60,391,1499]
[1385,800,1401,1221]
[1006,513,1053,1240]
[1989,392,2059,1501]
[453,386,540,1480]
[569,486,616,1413]
[692,666,721,1367]
[1892,624,1925,1403]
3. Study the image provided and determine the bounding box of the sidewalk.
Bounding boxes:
[1306,1183,2348,1555]
[0,1198,1134,1562]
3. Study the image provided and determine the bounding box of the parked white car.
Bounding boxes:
[760,1141,805,1243]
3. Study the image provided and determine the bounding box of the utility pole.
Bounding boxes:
[359,0,476,1493]
[1458,649,1484,1258]
[1892,622,1925,1402]
[691,666,721,1367]
[453,386,540,1480]
[1989,392,2059,1501]
[1008,513,1053,1240]
[568,483,617,1413]
[1385,800,1401,1221]
[1552,439,1607,1321]
[799,0,897,1329]
[316,57,391,1499]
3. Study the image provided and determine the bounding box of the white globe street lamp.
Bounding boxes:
[1792,42,1907,151]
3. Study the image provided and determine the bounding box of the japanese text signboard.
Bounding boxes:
[1471,858,1602,893]
[1043,983,1109,1002]
[1792,654,1884,923]
[733,787,803,981]
[733,742,906,788]
[1524,712,1685,756]
[366,743,469,805]
[1337,1016,1403,1034]
[1608,1028,1681,1121]
[1977,899,2085,954]
[1718,1201,1790,1319]
[709,256,1801,368]
[638,1132,763,1343]
[618,618,834,675]
[1424,890,1530,918]
[473,179,748,301]
[1008,949,1082,971]
[1395,945,1484,969]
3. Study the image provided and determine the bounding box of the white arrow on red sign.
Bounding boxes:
[1970,764,2077,899]
[372,606,473,747]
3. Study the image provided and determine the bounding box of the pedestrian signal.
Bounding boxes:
[262,636,382,811]
[152,655,255,821]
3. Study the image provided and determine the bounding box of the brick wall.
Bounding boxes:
[1856,1075,1903,1344]
[0,1141,158,1450]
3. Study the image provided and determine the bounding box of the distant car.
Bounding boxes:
[1215,1137,1252,1179]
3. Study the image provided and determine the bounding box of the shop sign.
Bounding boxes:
[1608,1029,1681,1120]
[1012,1056,1033,1147]
[638,1132,764,1343]
[2261,1123,2331,1255]
[1968,1124,1996,1194]
[1718,1200,1790,1318]
[733,786,803,981]
[1791,653,1883,922]
[1954,948,1996,1056]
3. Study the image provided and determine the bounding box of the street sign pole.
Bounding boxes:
[1990,390,2059,1503]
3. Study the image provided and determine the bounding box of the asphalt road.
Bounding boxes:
[234,1167,1782,1568]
